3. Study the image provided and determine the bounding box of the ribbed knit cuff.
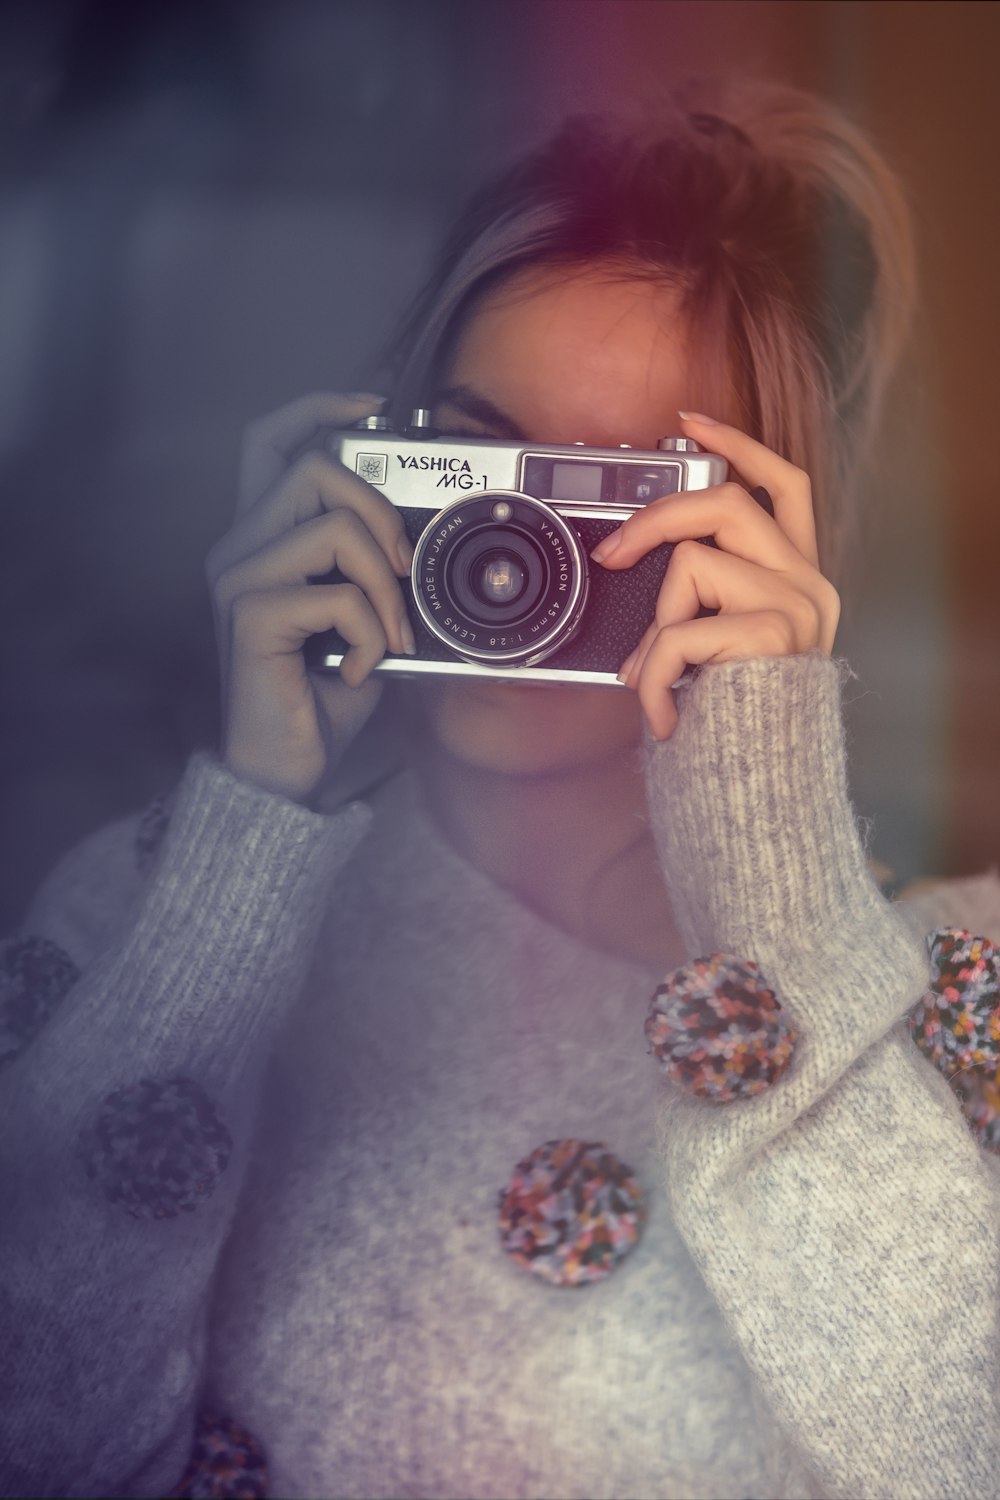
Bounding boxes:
[161,750,372,927]
[643,654,930,1046]
[65,751,372,1084]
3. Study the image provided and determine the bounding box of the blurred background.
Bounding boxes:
[0,0,997,928]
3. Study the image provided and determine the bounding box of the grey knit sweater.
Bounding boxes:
[2,655,1000,1500]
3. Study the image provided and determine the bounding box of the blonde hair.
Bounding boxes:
[385,78,917,584]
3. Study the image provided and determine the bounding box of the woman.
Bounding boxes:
[3,79,999,1500]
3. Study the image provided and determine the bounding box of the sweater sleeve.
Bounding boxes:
[0,751,371,1500]
[642,654,1000,1500]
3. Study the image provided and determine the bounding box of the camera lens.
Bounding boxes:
[447,525,545,624]
[411,491,588,666]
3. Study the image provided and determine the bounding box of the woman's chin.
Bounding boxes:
[407,676,644,776]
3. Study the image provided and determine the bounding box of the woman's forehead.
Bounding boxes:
[444,265,692,450]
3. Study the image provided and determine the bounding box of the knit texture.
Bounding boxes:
[2,655,999,1500]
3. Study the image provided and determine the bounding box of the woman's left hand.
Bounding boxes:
[591,413,841,740]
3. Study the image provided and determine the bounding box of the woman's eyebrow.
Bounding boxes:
[433,385,527,439]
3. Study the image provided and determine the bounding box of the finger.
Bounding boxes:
[217,449,413,579]
[621,544,832,689]
[633,610,803,739]
[231,582,388,688]
[651,540,831,647]
[217,509,413,659]
[613,537,827,684]
[590,482,808,576]
[616,622,656,683]
[677,413,819,566]
[239,391,387,511]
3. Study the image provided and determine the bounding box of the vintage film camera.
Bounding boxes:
[305,411,730,686]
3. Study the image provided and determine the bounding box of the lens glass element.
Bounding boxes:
[477,553,525,604]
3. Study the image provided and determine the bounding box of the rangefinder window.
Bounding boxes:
[621,466,681,504]
[521,454,682,507]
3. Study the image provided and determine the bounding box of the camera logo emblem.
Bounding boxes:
[355,452,387,485]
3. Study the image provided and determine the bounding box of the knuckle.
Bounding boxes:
[229,587,270,636]
[818,574,841,619]
[671,537,703,568]
[292,449,331,486]
[719,481,748,511]
[209,559,241,609]
[335,580,365,613]
[787,463,812,495]
[322,506,359,540]
[788,589,819,634]
[757,610,795,655]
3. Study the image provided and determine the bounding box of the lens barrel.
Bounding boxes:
[411,491,588,665]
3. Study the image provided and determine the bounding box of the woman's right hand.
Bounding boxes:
[206,392,415,806]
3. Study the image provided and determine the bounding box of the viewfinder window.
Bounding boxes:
[550,461,603,502]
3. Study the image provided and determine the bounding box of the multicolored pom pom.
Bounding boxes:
[951,1065,1000,1155]
[497,1138,645,1286]
[908,928,1000,1076]
[645,953,797,1102]
[166,1409,269,1499]
[0,935,79,1068]
[79,1075,232,1220]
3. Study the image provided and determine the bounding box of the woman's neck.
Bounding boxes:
[414,737,686,970]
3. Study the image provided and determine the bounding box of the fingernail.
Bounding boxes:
[677,410,718,425]
[345,392,388,406]
[396,535,415,572]
[590,528,623,564]
[616,647,639,683]
[400,618,417,656]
